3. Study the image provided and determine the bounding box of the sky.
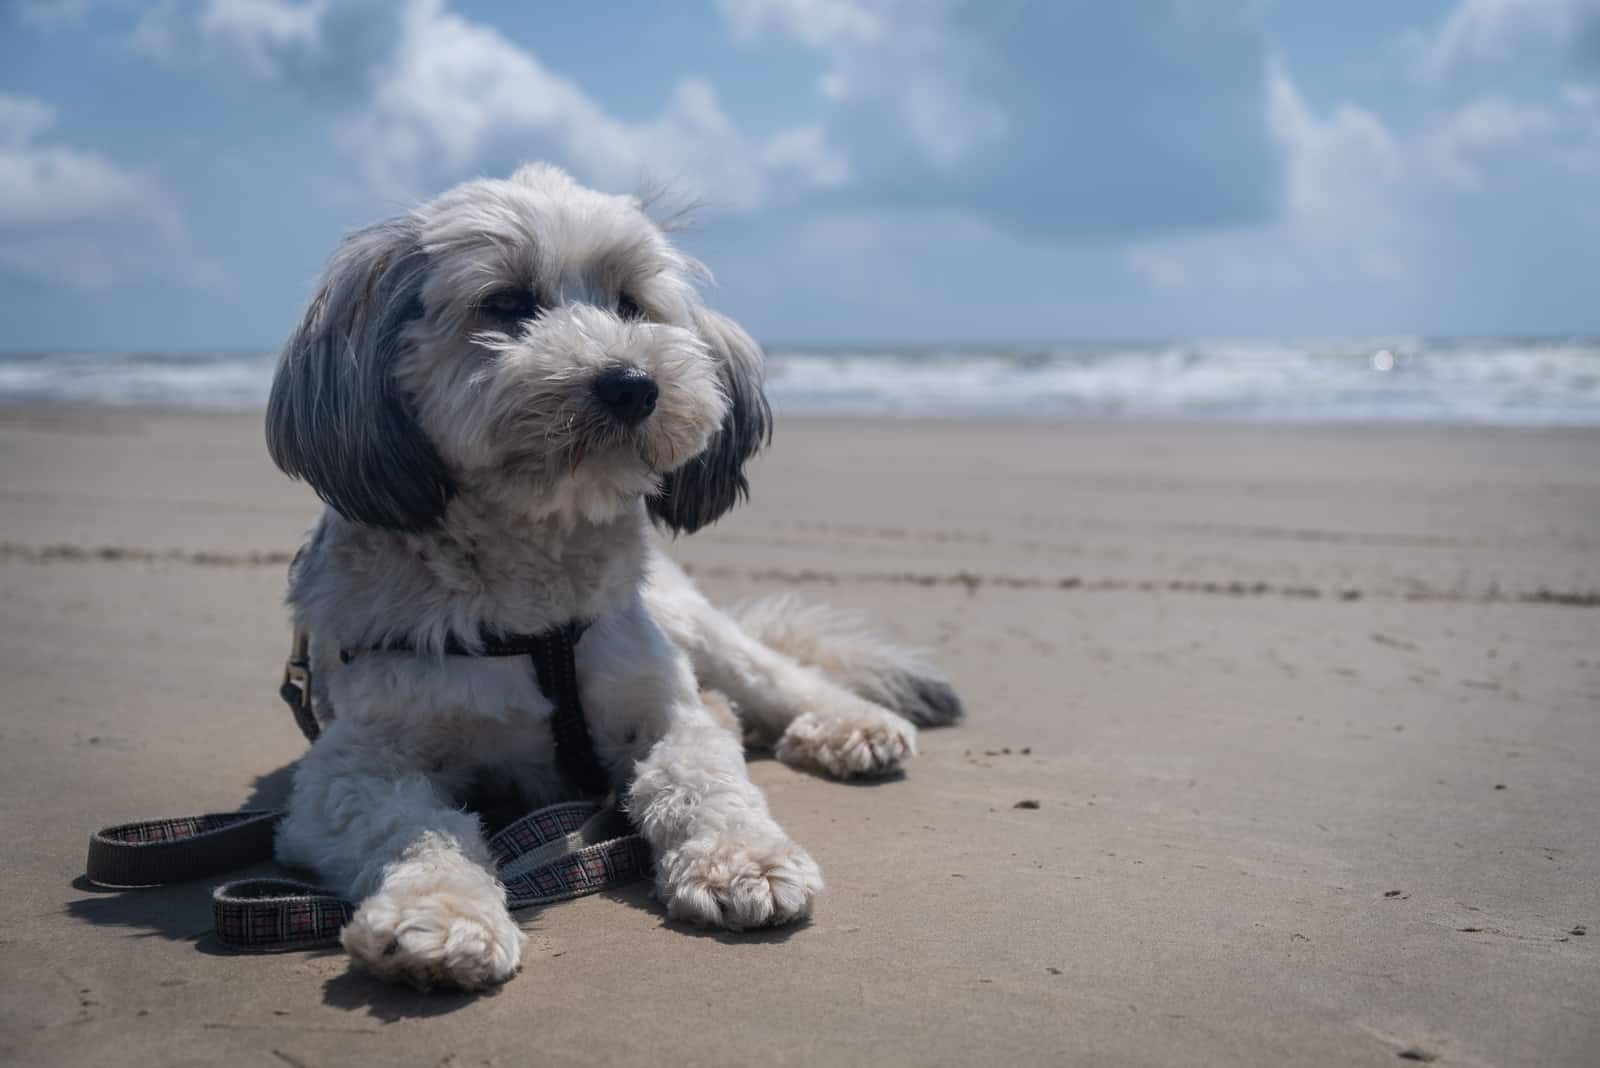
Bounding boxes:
[2,0,1599,350]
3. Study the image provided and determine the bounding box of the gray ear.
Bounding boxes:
[648,309,772,534]
[265,219,454,532]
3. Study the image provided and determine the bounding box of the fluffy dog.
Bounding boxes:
[266,164,961,990]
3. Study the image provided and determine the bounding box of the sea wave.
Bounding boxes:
[765,340,1600,424]
[0,350,277,410]
[1,340,1597,425]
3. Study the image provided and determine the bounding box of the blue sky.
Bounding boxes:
[3,0,1598,349]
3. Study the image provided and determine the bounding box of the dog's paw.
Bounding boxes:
[659,832,823,930]
[775,706,918,779]
[341,877,523,991]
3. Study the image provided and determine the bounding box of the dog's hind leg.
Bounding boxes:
[644,554,924,779]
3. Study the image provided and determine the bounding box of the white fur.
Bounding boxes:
[268,165,957,991]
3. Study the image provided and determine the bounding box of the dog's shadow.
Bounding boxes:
[744,747,909,789]
[320,970,488,1019]
[594,881,814,946]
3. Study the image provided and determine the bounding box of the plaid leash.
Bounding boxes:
[87,800,651,953]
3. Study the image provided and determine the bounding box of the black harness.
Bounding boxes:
[279,619,611,797]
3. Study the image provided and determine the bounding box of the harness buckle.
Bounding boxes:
[279,628,320,742]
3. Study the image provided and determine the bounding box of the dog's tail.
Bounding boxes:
[732,594,964,727]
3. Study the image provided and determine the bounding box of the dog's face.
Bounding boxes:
[267,163,769,533]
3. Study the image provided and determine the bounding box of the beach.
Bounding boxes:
[1,407,1596,1066]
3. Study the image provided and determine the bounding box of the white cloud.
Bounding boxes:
[352,9,764,208]
[1267,61,1401,236]
[718,0,883,47]
[719,0,1006,169]
[1113,64,1418,309]
[1407,0,1600,84]
[1129,60,1581,293]
[113,1,1285,240]
[1426,96,1558,187]
[1440,95,1558,148]
[0,94,56,146]
[129,0,844,211]
[129,0,416,104]
[0,92,216,290]
[717,1,1286,240]
[1110,45,1600,336]
[131,0,323,83]
[0,96,165,228]
[760,124,850,188]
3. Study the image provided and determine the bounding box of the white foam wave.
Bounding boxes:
[765,340,1600,424]
[1,341,1597,424]
[0,351,277,410]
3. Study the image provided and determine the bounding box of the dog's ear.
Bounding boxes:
[648,308,772,534]
[265,219,454,532]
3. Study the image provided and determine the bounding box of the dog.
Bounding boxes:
[265,163,962,990]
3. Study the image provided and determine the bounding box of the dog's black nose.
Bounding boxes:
[592,366,659,426]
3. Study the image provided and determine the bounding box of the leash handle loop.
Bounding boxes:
[86,810,284,889]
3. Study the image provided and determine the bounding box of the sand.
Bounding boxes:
[1,407,1596,1067]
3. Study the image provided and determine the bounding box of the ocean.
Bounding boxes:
[1,339,1597,425]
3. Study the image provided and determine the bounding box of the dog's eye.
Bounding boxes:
[617,294,645,321]
[478,288,541,323]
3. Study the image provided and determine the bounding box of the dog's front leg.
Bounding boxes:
[276,726,522,990]
[630,708,824,929]
[592,599,824,929]
[630,707,826,929]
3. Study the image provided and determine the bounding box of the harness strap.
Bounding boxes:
[527,622,611,796]
[86,800,650,953]
[345,619,611,797]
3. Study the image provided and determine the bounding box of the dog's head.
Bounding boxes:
[266,163,769,533]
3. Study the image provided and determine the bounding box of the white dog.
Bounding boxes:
[265,164,962,990]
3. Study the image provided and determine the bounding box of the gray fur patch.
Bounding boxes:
[266,218,455,532]
[648,309,771,534]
